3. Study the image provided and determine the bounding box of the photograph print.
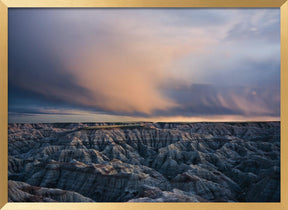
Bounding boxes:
[8,8,280,202]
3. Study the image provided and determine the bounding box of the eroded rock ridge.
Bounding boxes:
[8,122,280,202]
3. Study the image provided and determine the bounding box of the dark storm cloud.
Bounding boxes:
[8,10,96,108]
[158,84,280,117]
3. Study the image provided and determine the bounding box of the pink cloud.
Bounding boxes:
[59,16,213,114]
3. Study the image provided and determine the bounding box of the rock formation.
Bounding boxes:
[8,180,94,202]
[8,122,280,202]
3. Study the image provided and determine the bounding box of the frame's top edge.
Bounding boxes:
[1,0,287,8]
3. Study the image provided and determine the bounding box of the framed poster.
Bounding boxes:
[0,0,287,210]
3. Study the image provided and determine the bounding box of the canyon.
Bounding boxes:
[8,122,280,202]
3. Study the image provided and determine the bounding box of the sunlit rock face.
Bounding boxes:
[8,180,94,202]
[8,122,280,202]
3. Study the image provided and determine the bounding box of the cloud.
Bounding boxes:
[64,28,183,114]
[9,9,213,115]
[161,84,280,117]
[8,9,280,122]
[225,9,280,42]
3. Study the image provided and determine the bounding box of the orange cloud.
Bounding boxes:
[61,18,211,115]
[67,45,178,114]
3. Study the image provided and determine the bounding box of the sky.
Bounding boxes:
[8,8,280,123]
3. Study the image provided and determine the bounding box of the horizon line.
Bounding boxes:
[8,120,281,124]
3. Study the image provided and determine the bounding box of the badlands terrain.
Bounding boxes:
[8,122,280,202]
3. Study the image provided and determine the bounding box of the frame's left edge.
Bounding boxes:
[0,0,8,209]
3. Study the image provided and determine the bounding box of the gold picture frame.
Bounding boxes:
[0,0,287,209]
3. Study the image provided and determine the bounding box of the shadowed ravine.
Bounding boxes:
[8,122,280,202]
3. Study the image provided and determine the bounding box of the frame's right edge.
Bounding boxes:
[281,0,288,208]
